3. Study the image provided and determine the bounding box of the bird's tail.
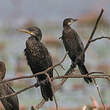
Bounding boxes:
[39,79,53,101]
[77,62,92,84]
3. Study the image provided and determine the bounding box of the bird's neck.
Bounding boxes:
[63,25,72,33]
[30,36,41,41]
[63,25,71,30]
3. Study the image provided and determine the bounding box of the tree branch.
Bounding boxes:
[84,8,104,53]
[0,52,68,85]
[90,36,110,42]
[93,79,106,110]
[0,8,108,110]
[33,66,74,109]
[45,73,58,110]
[0,84,35,99]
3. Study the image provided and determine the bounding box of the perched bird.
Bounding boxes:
[61,18,92,84]
[18,26,53,101]
[0,61,19,110]
[0,61,6,80]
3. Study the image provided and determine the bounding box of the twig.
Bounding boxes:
[0,8,107,110]
[53,74,110,80]
[90,36,110,42]
[0,79,51,100]
[84,8,104,53]
[54,68,60,77]
[93,79,106,110]
[1,72,110,100]
[83,8,105,110]
[59,64,65,70]
[45,73,58,110]
[0,83,35,99]
[87,71,105,75]
[30,53,69,110]
[35,99,45,109]
[55,66,74,91]
[32,65,74,109]
[0,52,68,85]
[0,52,68,109]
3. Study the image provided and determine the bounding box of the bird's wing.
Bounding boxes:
[26,38,42,57]
[62,29,85,62]
[26,38,52,62]
[26,38,53,73]
[72,30,85,62]
[6,84,19,110]
[41,47,53,77]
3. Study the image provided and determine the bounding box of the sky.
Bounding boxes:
[0,0,109,23]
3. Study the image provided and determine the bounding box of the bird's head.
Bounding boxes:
[63,18,78,27]
[0,61,6,80]
[18,26,42,41]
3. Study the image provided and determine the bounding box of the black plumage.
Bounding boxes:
[19,26,53,101]
[0,61,19,110]
[61,18,92,84]
[0,83,19,110]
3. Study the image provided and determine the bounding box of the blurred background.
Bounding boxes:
[0,0,110,110]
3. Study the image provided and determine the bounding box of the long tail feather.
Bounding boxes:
[78,62,92,84]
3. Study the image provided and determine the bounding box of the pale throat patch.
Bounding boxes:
[68,20,73,25]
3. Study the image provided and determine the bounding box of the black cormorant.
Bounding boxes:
[0,61,6,80]
[18,26,53,101]
[0,61,19,110]
[61,18,92,84]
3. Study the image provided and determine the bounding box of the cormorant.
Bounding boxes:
[18,26,53,101]
[61,18,92,84]
[0,61,6,80]
[0,61,19,110]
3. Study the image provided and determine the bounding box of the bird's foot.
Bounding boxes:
[71,63,76,68]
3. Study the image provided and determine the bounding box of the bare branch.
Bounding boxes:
[87,71,105,75]
[53,73,110,80]
[45,73,58,110]
[0,9,108,110]
[0,79,51,100]
[55,67,74,91]
[32,66,74,109]
[90,36,110,42]
[59,64,65,70]
[82,8,105,110]
[0,52,68,85]
[1,71,110,100]
[54,68,60,77]
[84,8,104,53]
[34,99,45,109]
[93,79,106,110]
[0,84,35,100]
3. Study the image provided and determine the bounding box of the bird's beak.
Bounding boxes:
[17,29,36,36]
[68,19,78,25]
[73,19,78,22]
[71,19,78,23]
